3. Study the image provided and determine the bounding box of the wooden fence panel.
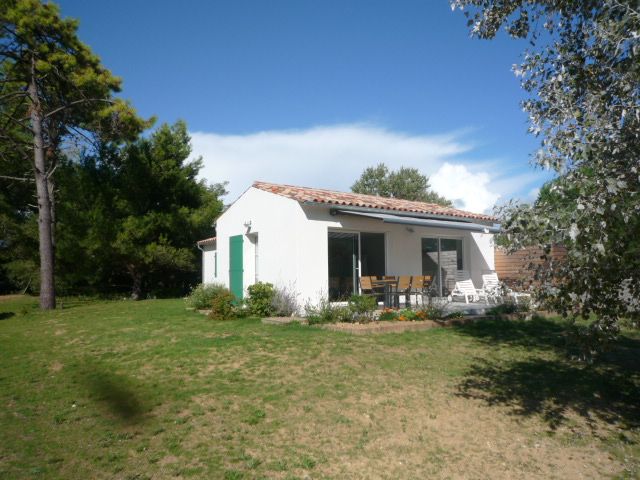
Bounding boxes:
[495,245,567,283]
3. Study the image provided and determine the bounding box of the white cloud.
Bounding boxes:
[190,123,545,214]
[430,163,500,213]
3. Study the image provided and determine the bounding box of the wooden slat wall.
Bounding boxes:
[495,245,567,282]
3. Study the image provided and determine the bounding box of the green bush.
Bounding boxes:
[246,282,276,317]
[209,289,237,321]
[378,308,398,321]
[304,297,353,325]
[348,294,377,322]
[487,300,531,316]
[185,283,228,310]
[397,309,420,321]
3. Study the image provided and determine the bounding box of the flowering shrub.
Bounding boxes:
[378,308,429,322]
[379,308,398,321]
[271,284,299,316]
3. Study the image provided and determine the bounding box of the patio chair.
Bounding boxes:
[481,272,502,304]
[449,271,488,304]
[360,276,382,295]
[484,272,532,305]
[409,275,433,306]
[396,275,412,307]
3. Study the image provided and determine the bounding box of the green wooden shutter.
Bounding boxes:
[229,235,244,300]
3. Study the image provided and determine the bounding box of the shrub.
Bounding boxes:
[209,289,237,321]
[379,308,429,322]
[348,294,377,322]
[304,297,353,325]
[397,309,427,321]
[487,303,518,316]
[185,283,228,310]
[487,299,531,316]
[271,284,299,316]
[422,303,447,320]
[246,282,276,317]
[378,308,398,321]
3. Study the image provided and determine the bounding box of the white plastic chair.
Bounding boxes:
[449,271,488,304]
[483,270,532,305]
[481,272,502,304]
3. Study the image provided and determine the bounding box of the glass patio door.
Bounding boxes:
[328,232,359,301]
[421,237,463,297]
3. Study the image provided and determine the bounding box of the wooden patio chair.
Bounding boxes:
[410,275,433,306]
[396,275,412,307]
[360,276,385,301]
[360,275,376,294]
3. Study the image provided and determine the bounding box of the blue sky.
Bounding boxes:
[58,0,553,213]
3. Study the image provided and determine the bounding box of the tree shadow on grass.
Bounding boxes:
[454,318,640,431]
[457,357,640,431]
[80,361,150,424]
[454,316,569,352]
[0,312,15,320]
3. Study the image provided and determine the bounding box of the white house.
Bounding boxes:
[198,181,499,305]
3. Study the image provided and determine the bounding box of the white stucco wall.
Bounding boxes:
[213,187,309,300]
[205,186,496,308]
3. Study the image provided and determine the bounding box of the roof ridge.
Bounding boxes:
[253,180,448,210]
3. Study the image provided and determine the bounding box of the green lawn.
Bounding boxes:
[1,296,638,479]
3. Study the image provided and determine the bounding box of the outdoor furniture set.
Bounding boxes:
[449,271,532,305]
[360,271,531,308]
[360,275,435,308]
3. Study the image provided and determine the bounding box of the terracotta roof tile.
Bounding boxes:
[196,236,216,246]
[253,181,496,222]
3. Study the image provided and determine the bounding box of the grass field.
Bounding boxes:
[1,295,639,479]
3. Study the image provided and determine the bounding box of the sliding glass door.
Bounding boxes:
[328,232,359,301]
[360,233,385,277]
[328,231,385,301]
[421,237,463,296]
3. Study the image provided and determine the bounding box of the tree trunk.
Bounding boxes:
[129,266,143,301]
[29,57,56,310]
[47,168,56,250]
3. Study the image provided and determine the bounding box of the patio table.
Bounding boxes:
[371,278,398,308]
